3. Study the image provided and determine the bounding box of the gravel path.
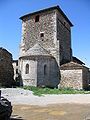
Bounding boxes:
[1,88,90,106]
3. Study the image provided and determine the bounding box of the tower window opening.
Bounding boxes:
[44,65,47,75]
[16,69,18,74]
[40,33,44,38]
[35,15,39,22]
[25,64,29,74]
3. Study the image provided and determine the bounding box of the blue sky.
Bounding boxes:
[0,0,90,67]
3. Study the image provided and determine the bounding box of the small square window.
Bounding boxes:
[40,33,44,37]
[35,15,39,22]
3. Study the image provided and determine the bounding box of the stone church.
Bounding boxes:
[15,6,90,89]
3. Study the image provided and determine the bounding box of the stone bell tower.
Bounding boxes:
[19,6,73,66]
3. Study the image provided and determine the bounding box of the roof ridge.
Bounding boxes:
[22,43,51,57]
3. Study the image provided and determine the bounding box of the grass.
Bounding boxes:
[23,86,90,96]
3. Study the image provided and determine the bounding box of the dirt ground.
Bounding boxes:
[10,104,90,120]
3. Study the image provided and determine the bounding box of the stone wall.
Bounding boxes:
[19,55,60,88]
[37,56,60,88]
[60,69,83,90]
[56,10,72,64]
[82,67,89,89]
[0,48,14,87]
[19,57,37,86]
[60,61,90,90]
[21,10,56,51]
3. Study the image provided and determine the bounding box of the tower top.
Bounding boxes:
[20,5,73,26]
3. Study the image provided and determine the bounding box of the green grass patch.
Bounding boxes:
[23,86,90,96]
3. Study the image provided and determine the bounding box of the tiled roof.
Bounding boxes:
[60,61,84,70]
[23,43,51,56]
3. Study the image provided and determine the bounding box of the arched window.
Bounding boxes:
[44,65,47,75]
[25,64,29,74]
